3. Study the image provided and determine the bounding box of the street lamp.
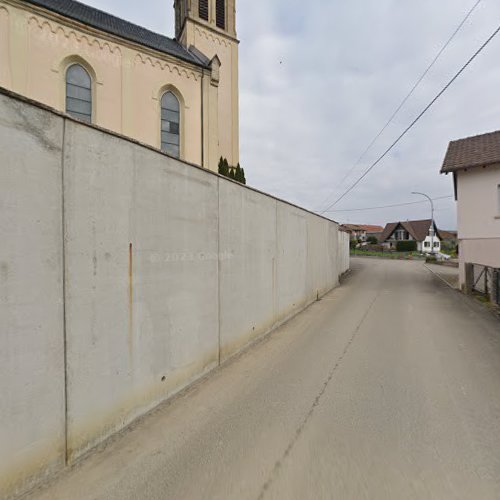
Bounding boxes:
[412,192,435,255]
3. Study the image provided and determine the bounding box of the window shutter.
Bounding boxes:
[216,0,225,29]
[199,0,208,20]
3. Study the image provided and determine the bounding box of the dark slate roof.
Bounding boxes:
[380,219,442,243]
[23,0,208,67]
[441,130,500,173]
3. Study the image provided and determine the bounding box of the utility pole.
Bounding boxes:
[411,192,435,255]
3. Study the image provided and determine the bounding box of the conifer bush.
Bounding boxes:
[218,157,246,185]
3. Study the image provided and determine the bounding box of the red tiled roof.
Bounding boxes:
[441,130,500,173]
[360,225,384,233]
[341,224,384,233]
[440,230,457,240]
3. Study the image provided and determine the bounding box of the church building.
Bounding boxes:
[0,0,239,171]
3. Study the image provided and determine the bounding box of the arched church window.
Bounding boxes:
[199,0,208,20]
[216,0,225,29]
[66,64,92,123]
[161,91,180,158]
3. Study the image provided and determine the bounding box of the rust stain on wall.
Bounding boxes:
[128,243,133,371]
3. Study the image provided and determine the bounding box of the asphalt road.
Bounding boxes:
[27,258,500,500]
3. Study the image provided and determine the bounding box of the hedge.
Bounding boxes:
[396,240,417,252]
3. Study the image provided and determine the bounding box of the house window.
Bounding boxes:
[424,242,430,248]
[395,229,405,241]
[66,64,92,123]
[216,0,225,29]
[161,91,180,158]
[199,0,208,20]
[434,241,440,248]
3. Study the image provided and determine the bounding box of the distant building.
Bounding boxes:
[440,230,458,243]
[341,224,384,242]
[379,219,442,253]
[0,0,240,172]
[441,130,500,299]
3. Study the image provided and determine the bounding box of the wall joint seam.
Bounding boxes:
[60,117,69,465]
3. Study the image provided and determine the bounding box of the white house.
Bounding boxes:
[441,130,500,301]
[379,219,442,253]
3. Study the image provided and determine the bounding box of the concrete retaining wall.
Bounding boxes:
[0,94,66,498]
[0,88,349,499]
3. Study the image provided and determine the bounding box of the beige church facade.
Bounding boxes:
[0,0,239,172]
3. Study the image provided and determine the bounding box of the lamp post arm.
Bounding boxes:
[411,192,435,254]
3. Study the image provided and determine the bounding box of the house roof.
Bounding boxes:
[380,219,442,243]
[341,224,384,233]
[440,230,457,240]
[23,0,208,68]
[362,225,384,233]
[441,130,500,173]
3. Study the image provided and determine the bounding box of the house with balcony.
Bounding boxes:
[379,219,442,253]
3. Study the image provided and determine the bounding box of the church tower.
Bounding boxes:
[174,0,239,167]
[175,0,237,41]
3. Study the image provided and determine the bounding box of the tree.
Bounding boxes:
[218,158,247,185]
[218,157,229,177]
[235,164,243,183]
[367,236,378,244]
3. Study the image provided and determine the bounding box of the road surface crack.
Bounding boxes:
[257,292,380,500]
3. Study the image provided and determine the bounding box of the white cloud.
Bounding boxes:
[83,0,500,229]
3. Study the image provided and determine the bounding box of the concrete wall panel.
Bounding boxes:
[0,95,65,498]
[63,122,219,460]
[338,231,350,277]
[306,214,331,300]
[219,179,277,360]
[276,203,309,319]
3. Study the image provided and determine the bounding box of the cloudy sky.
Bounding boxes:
[83,0,500,230]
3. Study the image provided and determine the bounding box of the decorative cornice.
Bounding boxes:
[4,0,204,75]
[28,15,122,55]
[188,16,238,44]
[134,53,200,81]
[194,25,229,48]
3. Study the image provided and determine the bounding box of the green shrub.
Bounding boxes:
[218,157,228,177]
[218,157,247,185]
[367,236,378,244]
[396,241,417,252]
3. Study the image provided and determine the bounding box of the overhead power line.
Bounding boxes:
[320,19,500,214]
[323,195,453,213]
[316,0,483,213]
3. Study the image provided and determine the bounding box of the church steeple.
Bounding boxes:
[174,0,240,169]
[175,0,236,42]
